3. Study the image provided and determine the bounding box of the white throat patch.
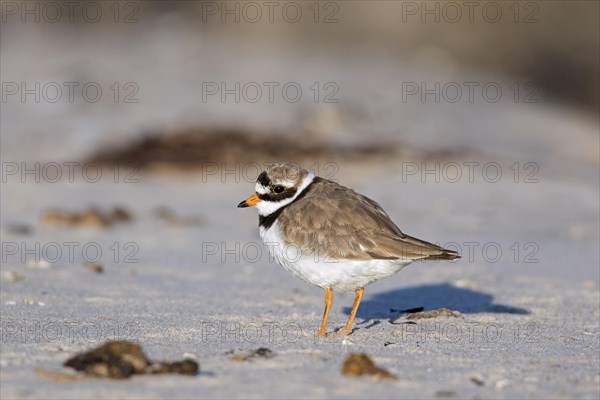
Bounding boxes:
[255,173,315,217]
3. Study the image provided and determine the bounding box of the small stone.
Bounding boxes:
[110,207,133,222]
[495,379,510,390]
[340,353,397,380]
[4,223,32,235]
[155,206,202,227]
[230,347,274,361]
[469,374,485,386]
[0,271,25,282]
[27,260,52,269]
[84,263,104,274]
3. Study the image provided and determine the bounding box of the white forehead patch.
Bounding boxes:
[255,183,269,194]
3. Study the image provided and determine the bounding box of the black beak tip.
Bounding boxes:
[237,200,248,208]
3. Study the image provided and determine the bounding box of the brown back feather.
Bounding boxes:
[278,178,460,261]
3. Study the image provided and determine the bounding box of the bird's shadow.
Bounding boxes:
[343,283,529,326]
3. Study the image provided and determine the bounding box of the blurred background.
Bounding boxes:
[1,1,599,398]
[1,0,598,163]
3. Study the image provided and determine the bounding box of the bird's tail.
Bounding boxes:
[426,248,461,260]
[400,233,461,260]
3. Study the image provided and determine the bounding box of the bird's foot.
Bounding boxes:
[335,327,352,337]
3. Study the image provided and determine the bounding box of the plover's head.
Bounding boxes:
[237,162,315,216]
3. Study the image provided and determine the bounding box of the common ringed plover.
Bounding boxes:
[238,162,459,336]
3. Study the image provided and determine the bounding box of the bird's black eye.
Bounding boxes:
[273,185,285,193]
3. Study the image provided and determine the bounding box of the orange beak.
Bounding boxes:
[237,193,261,208]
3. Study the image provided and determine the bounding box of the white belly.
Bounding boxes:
[259,223,412,293]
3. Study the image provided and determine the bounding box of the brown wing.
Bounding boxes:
[279,178,459,261]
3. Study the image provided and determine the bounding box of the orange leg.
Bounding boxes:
[318,287,333,337]
[342,287,364,335]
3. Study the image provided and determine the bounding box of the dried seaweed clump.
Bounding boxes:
[405,308,463,320]
[64,341,198,379]
[86,128,397,171]
[42,206,132,228]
